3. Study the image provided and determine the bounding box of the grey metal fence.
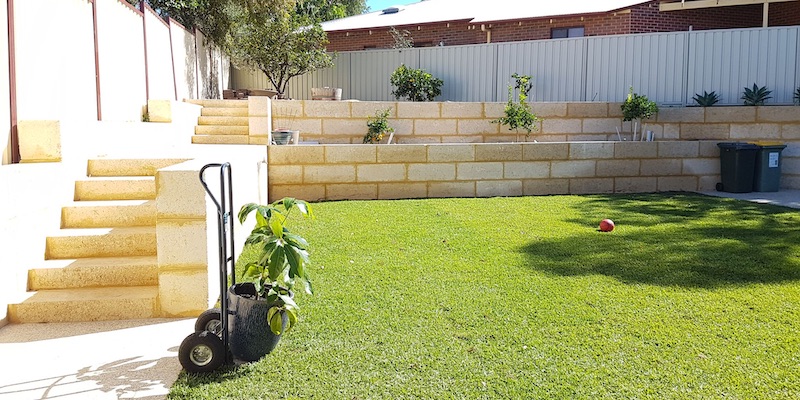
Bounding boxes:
[232,25,800,105]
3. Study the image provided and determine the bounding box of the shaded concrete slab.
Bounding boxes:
[0,318,193,400]
[698,189,800,209]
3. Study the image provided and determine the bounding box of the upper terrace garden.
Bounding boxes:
[170,193,800,399]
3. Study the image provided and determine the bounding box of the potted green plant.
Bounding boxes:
[363,108,394,144]
[621,87,658,141]
[390,64,443,101]
[492,73,541,142]
[229,197,314,361]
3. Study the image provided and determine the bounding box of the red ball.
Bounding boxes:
[599,219,615,232]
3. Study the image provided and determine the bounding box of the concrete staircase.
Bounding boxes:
[187,99,250,145]
[8,158,186,323]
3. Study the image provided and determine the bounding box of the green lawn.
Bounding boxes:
[170,193,800,399]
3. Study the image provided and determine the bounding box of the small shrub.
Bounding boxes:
[363,108,394,144]
[621,88,658,122]
[492,73,540,141]
[390,64,443,102]
[692,90,720,107]
[741,83,772,106]
[794,87,800,105]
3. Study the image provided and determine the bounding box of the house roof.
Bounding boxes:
[321,0,651,32]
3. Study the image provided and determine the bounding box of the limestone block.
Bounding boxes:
[377,145,428,162]
[614,142,657,159]
[443,135,483,143]
[569,178,614,194]
[757,107,800,123]
[323,119,368,136]
[582,118,623,134]
[551,160,596,178]
[268,145,325,165]
[326,184,377,200]
[428,182,476,198]
[568,134,607,142]
[662,124,681,140]
[523,143,569,160]
[683,159,720,175]
[159,270,208,317]
[397,102,440,119]
[156,167,206,219]
[378,183,428,199]
[17,120,61,163]
[615,177,657,193]
[658,141,699,158]
[698,141,722,157]
[477,180,523,197]
[408,163,456,181]
[398,136,442,144]
[698,175,721,191]
[531,103,568,118]
[484,103,506,119]
[640,159,682,176]
[782,124,800,140]
[304,165,356,184]
[305,101,351,118]
[679,123,730,140]
[272,100,304,119]
[157,220,208,266]
[268,184,326,203]
[730,123,781,140]
[475,143,523,161]
[414,119,458,135]
[570,142,615,159]
[459,119,499,135]
[250,116,271,136]
[442,102,483,118]
[428,144,475,162]
[325,145,376,164]
[705,106,755,123]
[596,160,640,177]
[273,118,321,136]
[783,144,800,157]
[457,162,503,180]
[523,179,569,195]
[249,96,271,117]
[657,176,698,192]
[249,136,270,145]
[542,118,582,134]
[147,100,172,122]
[268,165,303,184]
[504,161,550,179]
[351,102,397,118]
[656,107,703,123]
[568,102,608,118]
[356,164,406,182]
[390,119,414,136]
[607,103,624,118]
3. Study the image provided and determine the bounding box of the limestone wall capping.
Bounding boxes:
[305,100,352,118]
[155,161,207,219]
[704,106,755,123]
[567,102,609,118]
[17,120,61,163]
[398,102,441,119]
[147,100,172,123]
[324,145,377,164]
[351,102,398,118]
[248,96,271,117]
[269,144,325,165]
[442,102,483,118]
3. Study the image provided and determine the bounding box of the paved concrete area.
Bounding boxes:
[699,189,800,209]
[0,318,194,400]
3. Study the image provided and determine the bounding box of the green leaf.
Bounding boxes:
[243,263,264,280]
[269,309,284,335]
[285,308,298,334]
[269,215,284,238]
[279,294,297,309]
[284,233,309,250]
[238,203,258,224]
[267,305,279,325]
[268,243,287,281]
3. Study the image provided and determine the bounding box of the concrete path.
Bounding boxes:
[699,189,800,209]
[0,318,194,400]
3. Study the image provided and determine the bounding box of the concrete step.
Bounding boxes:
[198,116,249,126]
[194,125,249,135]
[45,226,157,259]
[28,256,158,290]
[191,135,251,145]
[74,177,156,201]
[8,286,159,323]
[87,158,188,177]
[184,99,248,108]
[201,107,248,117]
[61,200,156,228]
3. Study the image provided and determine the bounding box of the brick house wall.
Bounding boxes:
[325,0,800,52]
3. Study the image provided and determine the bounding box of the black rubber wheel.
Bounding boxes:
[179,331,225,373]
[195,308,222,336]
[716,182,724,191]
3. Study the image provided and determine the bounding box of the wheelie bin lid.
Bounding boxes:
[748,141,787,149]
[717,142,759,150]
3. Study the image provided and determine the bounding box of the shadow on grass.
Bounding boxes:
[521,193,800,288]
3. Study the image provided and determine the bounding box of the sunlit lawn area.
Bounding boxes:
[170,193,800,399]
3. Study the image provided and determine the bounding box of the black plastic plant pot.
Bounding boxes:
[228,283,290,362]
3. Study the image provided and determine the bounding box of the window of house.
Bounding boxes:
[552,27,585,39]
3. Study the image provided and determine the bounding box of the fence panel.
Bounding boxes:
[287,53,352,100]
[418,44,496,102]
[585,32,687,104]
[347,48,419,101]
[495,38,585,102]
[688,26,799,105]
